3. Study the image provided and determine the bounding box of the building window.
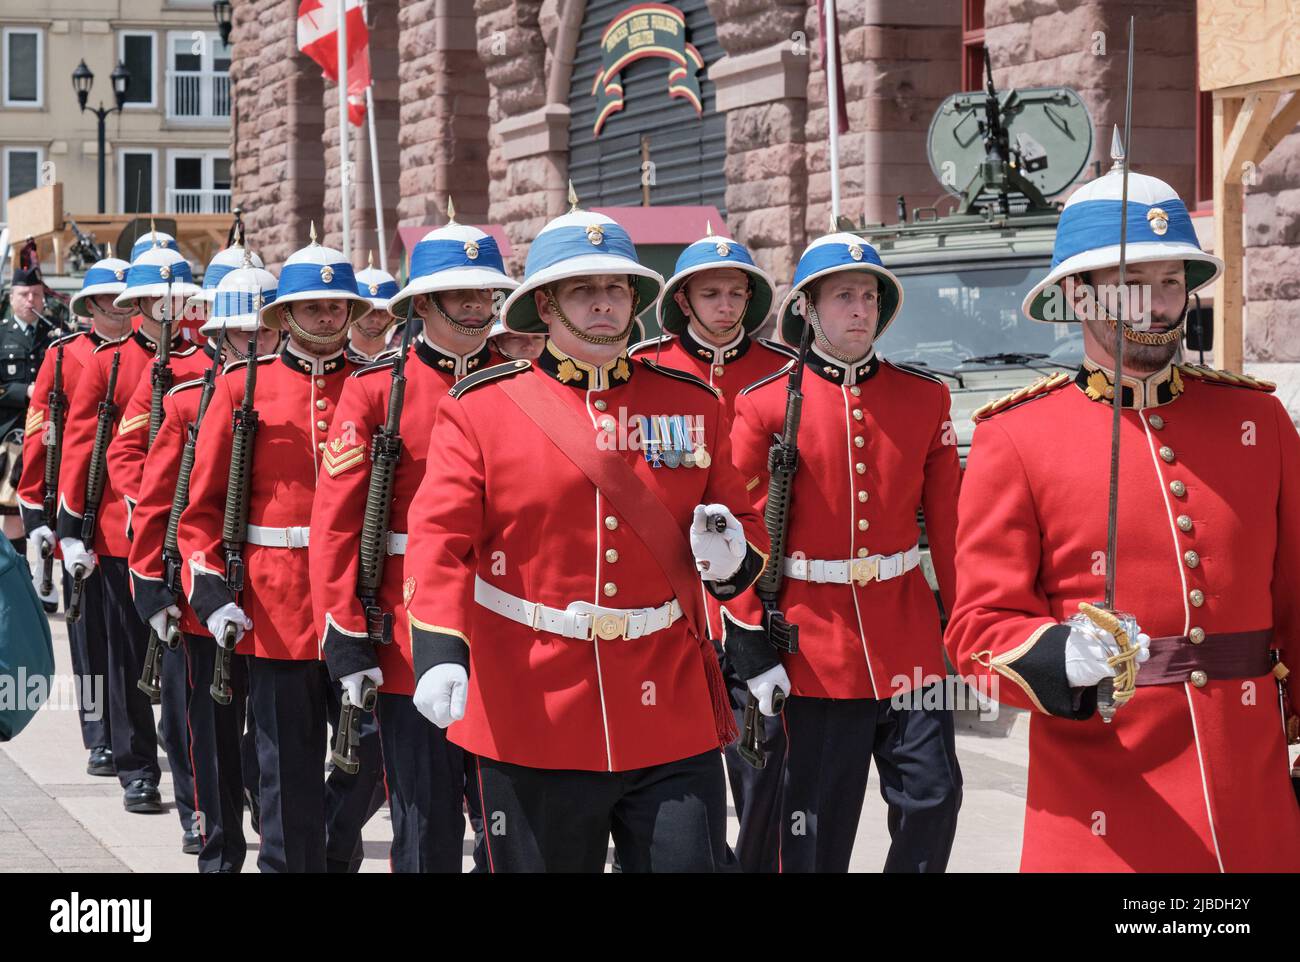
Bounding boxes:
[3,27,43,108]
[166,31,230,123]
[119,32,157,108]
[119,150,158,213]
[962,0,985,91]
[3,147,44,220]
[166,149,231,213]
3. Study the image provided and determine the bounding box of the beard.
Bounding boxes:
[1087,312,1183,374]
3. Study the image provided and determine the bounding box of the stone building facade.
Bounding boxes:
[226,0,1299,365]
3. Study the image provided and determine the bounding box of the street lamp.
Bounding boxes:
[70,59,132,214]
[214,1,234,46]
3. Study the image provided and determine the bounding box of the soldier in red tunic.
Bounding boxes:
[402,199,770,871]
[18,257,135,776]
[57,242,200,815]
[309,217,517,872]
[178,231,383,872]
[946,168,1300,871]
[629,229,792,872]
[721,232,963,872]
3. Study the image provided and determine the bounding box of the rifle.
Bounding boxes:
[211,345,259,705]
[69,344,122,624]
[39,340,67,601]
[738,321,812,768]
[139,332,225,701]
[65,213,102,273]
[147,280,175,442]
[330,677,378,775]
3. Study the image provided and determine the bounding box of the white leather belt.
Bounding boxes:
[245,524,311,549]
[783,544,921,586]
[387,532,407,555]
[474,575,682,642]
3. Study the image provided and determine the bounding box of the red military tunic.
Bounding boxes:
[56,329,177,557]
[16,329,107,537]
[178,343,355,660]
[402,343,769,772]
[721,348,961,698]
[946,361,1300,872]
[309,337,500,695]
[128,374,219,638]
[106,339,210,524]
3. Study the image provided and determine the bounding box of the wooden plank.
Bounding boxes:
[1213,96,1244,373]
[5,184,62,241]
[1223,91,1281,182]
[1199,0,1300,92]
[1254,91,1300,163]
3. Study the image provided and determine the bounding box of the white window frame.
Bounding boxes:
[118,30,157,110]
[2,146,46,221]
[165,148,230,213]
[3,27,44,109]
[165,29,230,123]
[117,148,159,215]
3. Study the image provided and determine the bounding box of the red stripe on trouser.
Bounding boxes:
[183,642,204,842]
[475,756,495,874]
[777,708,790,875]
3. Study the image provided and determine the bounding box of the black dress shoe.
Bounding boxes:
[86,746,115,777]
[182,829,202,854]
[123,778,163,814]
[42,600,58,614]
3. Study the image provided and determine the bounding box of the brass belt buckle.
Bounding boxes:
[851,556,878,586]
[592,613,627,641]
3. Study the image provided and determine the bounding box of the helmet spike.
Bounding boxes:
[568,180,580,213]
[309,220,318,246]
[447,196,457,224]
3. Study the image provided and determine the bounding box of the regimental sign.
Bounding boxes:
[591,3,704,137]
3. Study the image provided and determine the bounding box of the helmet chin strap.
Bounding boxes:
[682,281,749,341]
[281,305,349,349]
[430,293,494,338]
[544,281,640,346]
[1097,292,1188,346]
[805,300,864,364]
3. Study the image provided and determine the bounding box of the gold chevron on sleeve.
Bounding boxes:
[322,438,367,477]
[119,412,150,435]
[25,408,43,434]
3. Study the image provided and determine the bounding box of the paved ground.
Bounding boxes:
[2,601,1028,873]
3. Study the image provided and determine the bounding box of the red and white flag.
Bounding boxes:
[297,0,371,126]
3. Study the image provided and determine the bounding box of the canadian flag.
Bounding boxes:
[297,0,371,126]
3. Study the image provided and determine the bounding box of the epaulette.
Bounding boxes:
[756,337,797,359]
[172,342,200,357]
[91,333,132,353]
[972,371,1072,423]
[50,330,87,348]
[883,358,944,386]
[166,377,206,397]
[637,357,721,399]
[740,360,796,396]
[351,356,399,378]
[628,334,672,356]
[221,353,276,375]
[1177,363,1276,393]
[449,359,531,399]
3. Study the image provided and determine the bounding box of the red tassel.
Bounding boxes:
[698,633,738,747]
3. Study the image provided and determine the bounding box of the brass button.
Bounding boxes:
[713,365,725,376]
[850,386,861,397]
[855,463,866,475]
[1159,446,1175,464]
[1148,414,1164,429]
[854,436,864,448]
[1190,670,1208,688]
[315,399,328,410]
[318,441,326,451]
[1189,627,1205,645]
[1170,480,1186,497]
[857,548,869,558]
[1184,550,1199,569]
[1177,514,1192,532]
[604,516,618,531]
[316,419,328,431]
[857,519,869,531]
[1189,588,1204,607]
[594,399,607,412]
[603,582,617,598]
[605,549,618,563]
[857,490,868,503]
[599,417,615,432]
[852,409,864,421]
[316,378,327,388]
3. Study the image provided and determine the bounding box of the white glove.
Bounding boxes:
[149,604,182,643]
[413,663,468,729]
[59,538,96,576]
[745,662,791,717]
[1064,613,1151,688]
[690,503,746,582]
[207,602,251,649]
[28,524,55,556]
[340,667,384,707]
[29,526,58,604]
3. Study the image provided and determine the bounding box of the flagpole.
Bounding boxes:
[361,0,386,273]
[337,0,352,261]
[825,0,841,224]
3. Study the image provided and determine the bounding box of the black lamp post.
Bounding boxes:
[214,0,233,46]
[71,59,131,214]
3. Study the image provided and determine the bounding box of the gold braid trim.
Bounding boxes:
[1177,363,1276,393]
[972,371,1072,423]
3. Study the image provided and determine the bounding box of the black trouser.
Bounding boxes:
[186,633,249,873]
[248,658,383,873]
[99,555,160,786]
[323,676,386,873]
[475,750,729,873]
[64,571,110,751]
[160,637,196,834]
[375,692,466,873]
[779,688,962,873]
[465,750,486,872]
[717,637,786,873]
